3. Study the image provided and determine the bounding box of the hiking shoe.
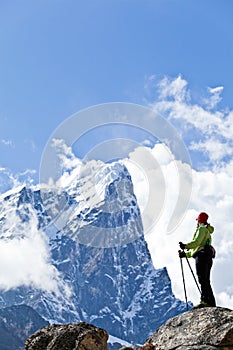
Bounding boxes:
[193,301,210,309]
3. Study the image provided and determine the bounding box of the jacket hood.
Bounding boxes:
[207,224,214,234]
[199,223,214,234]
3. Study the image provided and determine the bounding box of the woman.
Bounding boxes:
[179,212,216,308]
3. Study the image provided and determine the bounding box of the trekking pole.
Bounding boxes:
[183,252,201,294]
[180,256,188,311]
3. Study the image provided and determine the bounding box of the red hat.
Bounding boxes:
[196,212,209,223]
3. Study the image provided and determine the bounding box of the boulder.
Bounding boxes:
[25,322,108,350]
[144,307,233,349]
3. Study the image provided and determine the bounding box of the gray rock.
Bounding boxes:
[145,307,233,350]
[25,322,108,350]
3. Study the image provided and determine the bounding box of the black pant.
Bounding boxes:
[195,251,216,306]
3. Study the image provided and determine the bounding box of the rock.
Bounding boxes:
[145,307,233,349]
[25,322,108,350]
[25,307,233,350]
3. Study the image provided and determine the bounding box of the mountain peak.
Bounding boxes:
[0,159,187,344]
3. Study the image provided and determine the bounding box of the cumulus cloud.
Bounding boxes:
[0,196,70,296]
[125,144,233,308]
[50,138,82,188]
[157,74,190,102]
[190,137,233,161]
[150,75,233,164]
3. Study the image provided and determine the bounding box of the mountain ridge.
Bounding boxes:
[0,304,49,350]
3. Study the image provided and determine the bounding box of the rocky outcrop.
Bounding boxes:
[142,307,233,350]
[25,322,108,350]
[25,307,233,350]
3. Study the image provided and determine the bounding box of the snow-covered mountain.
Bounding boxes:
[0,160,187,344]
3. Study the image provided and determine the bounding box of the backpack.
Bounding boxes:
[204,244,216,258]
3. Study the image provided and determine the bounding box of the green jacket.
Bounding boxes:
[185,223,214,258]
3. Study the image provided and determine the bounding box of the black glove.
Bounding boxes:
[179,242,186,250]
[178,250,186,258]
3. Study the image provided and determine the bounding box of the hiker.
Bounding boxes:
[178,212,216,308]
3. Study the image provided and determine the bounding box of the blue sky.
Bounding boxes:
[1,1,233,308]
[1,0,233,176]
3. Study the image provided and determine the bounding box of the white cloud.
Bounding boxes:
[52,138,82,171]
[1,139,14,148]
[0,167,37,194]
[0,168,20,193]
[190,137,233,161]
[203,86,224,110]
[150,75,233,163]
[157,75,190,102]
[0,203,70,296]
